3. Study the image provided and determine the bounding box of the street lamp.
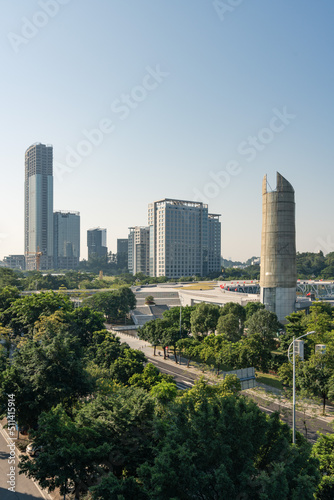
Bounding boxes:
[287,330,315,444]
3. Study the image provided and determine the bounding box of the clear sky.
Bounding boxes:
[1,0,333,261]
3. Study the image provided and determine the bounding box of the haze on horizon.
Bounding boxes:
[1,1,333,262]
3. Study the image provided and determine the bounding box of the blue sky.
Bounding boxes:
[1,0,333,261]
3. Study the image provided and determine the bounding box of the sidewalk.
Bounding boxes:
[111,328,334,426]
[108,328,224,383]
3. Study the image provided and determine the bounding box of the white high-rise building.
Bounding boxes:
[24,143,54,270]
[128,226,150,275]
[148,198,221,278]
[53,211,80,269]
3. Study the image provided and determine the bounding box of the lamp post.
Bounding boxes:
[287,330,315,444]
[179,296,183,365]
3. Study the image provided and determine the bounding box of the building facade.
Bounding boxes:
[117,238,128,269]
[53,211,80,269]
[128,226,150,275]
[87,228,107,259]
[148,198,221,278]
[208,214,221,274]
[260,172,297,323]
[24,143,54,270]
[3,255,25,270]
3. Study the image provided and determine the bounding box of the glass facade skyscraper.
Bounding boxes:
[87,228,107,259]
[24,143,54,270]
[53,211,80,269]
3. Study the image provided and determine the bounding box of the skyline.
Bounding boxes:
[1,1,334,261]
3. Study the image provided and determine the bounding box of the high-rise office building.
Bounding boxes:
[25,143,53,270]
[117,238,128,255]
[87,228,107,259]
[117,238,128,269]
[53,211,80,269]
[148,198,221,278]
[128,227,150,275]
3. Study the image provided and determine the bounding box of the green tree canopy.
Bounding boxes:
[190,303,221,339]
[0,329,92,428]
[245,309,281,350]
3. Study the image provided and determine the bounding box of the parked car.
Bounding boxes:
[26,443,43,457]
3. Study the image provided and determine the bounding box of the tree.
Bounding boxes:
[297,352,334,415]
[245,309,281,350]
[279,311,307,355]
[138,319,165,356]
[0,286,20,313]
[244,301,265,320]
[110,348,146,384]
[0,268,21,289]
[216,313,243,342]
[0,329,93,428]
[2,291,73,336]
[66,307,105,347]
[176,337,201,368]
[304,302,333,336]
[76,387,155,477]
[238,333,272,372]
[89,330,127,368]
[312,432,334,499]
[145,295,155,305]
[150,380,178,403]
[19,405,110,499]
[129,363,175,391]
[190,303,221,339]
[220,302,246,324]
[163,305,195,333]
[90,473,148,500]
[139,386,320,499]
[84,287,136,323]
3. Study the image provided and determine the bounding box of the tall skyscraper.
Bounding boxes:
[128,227,150,275]
[148,198,221,278]
[260,172,297,322]
[24,143,53,270]
[53,211,80,269]
[87,228,107,259]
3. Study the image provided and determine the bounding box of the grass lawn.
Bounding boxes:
[178,283,215,290]
[256,372,283,390]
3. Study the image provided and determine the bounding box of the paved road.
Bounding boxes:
[149,356,199,390]
[245,393,333,443]
[114,331,334,442]
[0,426,51,499]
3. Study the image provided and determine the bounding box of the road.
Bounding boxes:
[244,392,333,443]
[149,356,199,390]
[113,331,333,442]
[0,426,51,499]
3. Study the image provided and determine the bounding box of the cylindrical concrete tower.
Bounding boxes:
[260,172,297,323]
